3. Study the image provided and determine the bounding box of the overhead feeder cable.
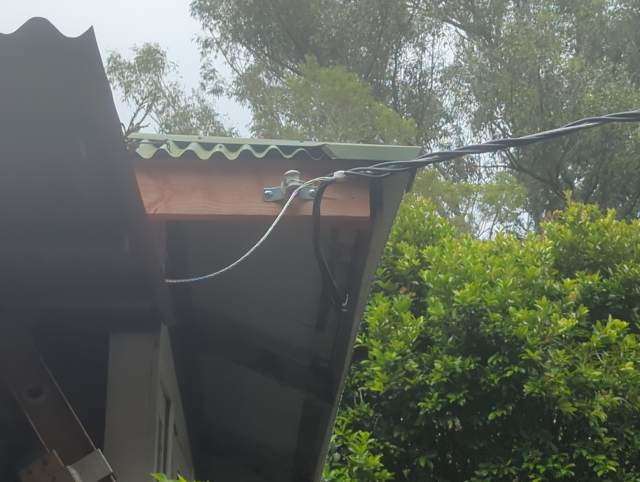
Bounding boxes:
[312,108,640,312]
[166,108,640,315]
[344,109,640,179]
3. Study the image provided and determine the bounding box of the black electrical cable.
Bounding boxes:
[312,108,640,310]
[166,109,640,287]
[312,178,347,313]
[345,108,640,178]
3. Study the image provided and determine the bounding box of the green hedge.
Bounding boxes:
[324,199,640,481]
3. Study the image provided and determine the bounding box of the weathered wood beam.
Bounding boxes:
[0,326,116,482]
[19,450,70,482]
[0,327,94,465]
[19,449,113,482]
[133,159,371,224]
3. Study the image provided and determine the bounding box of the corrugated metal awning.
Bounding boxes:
[129,132,423,161]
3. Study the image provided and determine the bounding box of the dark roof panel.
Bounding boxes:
[0,18,171,320]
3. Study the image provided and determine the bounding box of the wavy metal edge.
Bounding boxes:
[135,140,328,160]
[0,17,93,40]
[130,134,423,162]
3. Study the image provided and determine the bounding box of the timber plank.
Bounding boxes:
[0,327,94,465]
[133,159,371,222]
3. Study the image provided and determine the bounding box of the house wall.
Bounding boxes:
[104,325,193,482]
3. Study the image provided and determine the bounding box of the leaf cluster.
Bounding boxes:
[191,0,451,145]
[326,199,640,481]
[106,43,234,138]
[250,56,416,143]
[412,168,532,238]
[151,474,207,482]
[440,0,640,222]
[191,0,640,222]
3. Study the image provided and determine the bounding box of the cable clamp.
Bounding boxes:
[333,170,347,181]
[263,170,317,202]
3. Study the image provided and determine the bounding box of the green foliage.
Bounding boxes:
[326,199,640,481]
[413,168,532,238]
[249,56,415,143]
[323,414,393,482]
[151,474,207,482]
[106,43,233,137]
[192,0,640,222]
[191,0,450,145]
[440,0,640,222]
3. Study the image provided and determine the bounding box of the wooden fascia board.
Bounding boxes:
[133,158,372,224]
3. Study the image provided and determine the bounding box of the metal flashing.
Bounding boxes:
[129,132,423,162]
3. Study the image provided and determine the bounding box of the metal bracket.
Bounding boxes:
[19,450,113,482]
[68,450,113,482]
[263,170,317,202]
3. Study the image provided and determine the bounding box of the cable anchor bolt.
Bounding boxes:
[262,170,317,202]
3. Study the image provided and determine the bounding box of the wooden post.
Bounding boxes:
[0,327,95,465]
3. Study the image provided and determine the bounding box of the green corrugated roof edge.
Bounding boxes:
[128,133,423,162]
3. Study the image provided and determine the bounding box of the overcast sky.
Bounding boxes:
[1,0,252,135]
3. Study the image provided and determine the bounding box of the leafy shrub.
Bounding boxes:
[325,199,640,481]
[151,474,207,482]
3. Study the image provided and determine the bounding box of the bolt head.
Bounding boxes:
[264,190,273,199]
[308,189,317,198]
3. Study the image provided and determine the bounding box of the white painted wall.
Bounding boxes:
[104,326,193,482]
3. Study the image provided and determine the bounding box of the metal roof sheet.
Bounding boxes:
[0,17,173,323]
[129,132,423,162]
